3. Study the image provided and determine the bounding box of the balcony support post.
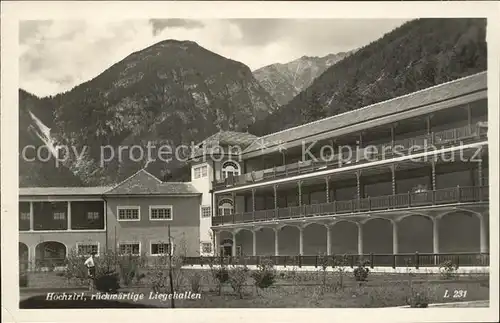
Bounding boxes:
[432,217,440,254]
[252,230,257,256]
[231,192,236,214]
[67,201,72,231]
[325,176,330,203]
[251,188,256,220]
[466,104,472,127]
[426,115,432,135]
[392,220,399,254]
[356,171,362,199]
[326,225,331,256]
[357,222,363,256]
[299,226,304,256]
[29,201,34,231]
[390,124,395,146]
[274,228,279,256]
[232,231,237,257]
[298,180,303,207]
[479,213,488,253]
[273,184,278,210]
[391,165,396,195]
[431,159,436,191]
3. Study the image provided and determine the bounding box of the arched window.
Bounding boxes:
[222,160,241,179]
[218,198,234,216]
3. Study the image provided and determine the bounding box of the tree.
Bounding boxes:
[302,90,326,123]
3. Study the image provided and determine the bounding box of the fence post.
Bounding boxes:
[456,254,460,269]
[298,255,302,268]
[350,255,354,268]
[392,254,396,269]
[370,253,374,269]
[315,256,318,268]
[415,252,420,269]
[457,185,461,203]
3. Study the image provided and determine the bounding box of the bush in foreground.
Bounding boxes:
[251,258,276,294]
[229,265,250,299]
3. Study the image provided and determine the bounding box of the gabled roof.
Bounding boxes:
[243,71,487,154]
[200,130,258,149]
[104,169,200,196]
[19,186,111,196]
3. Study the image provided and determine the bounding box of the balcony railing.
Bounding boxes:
[212,186,489,226]
[183,252,490,268]
[214,123,487,190]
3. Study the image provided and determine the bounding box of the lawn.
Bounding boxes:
[20,267,489,308]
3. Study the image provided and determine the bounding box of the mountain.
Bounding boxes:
[253,52,352,105]
[249,18,487,135]
[19,40,279,186]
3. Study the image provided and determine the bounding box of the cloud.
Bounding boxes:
[149,19,205,36]
[19,19,408,97]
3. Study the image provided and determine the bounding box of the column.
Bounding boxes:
[325,176,330,203]
[67,201,72,231]
[391,165,396,195]
[479,214,488,253]
[274,228,279,256]
[432,218,439,254]
[232,231,237,256]
[326,225,331,255]
[298,181,303,207]
[357,223,363,255]
[252,230,257,256]
[29,202,34,231]
[392,220,399,254]
[299,227,304,255]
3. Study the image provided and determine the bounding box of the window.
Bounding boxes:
[20,212,30,221]
[118,242,140,255]
[149,206,173,221]
[150,242,171,256]
[193,164,208,179]
[222,160,241,179]
[87,211,100,221]
[77,243,99,256]
[201,242,212,253]
[201,206,211,218]
[218,199,234,216]
[117,207,140,221]
[53,212,66,220]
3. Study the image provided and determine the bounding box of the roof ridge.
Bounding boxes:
[103,168,159,194]
[257,71,487,141]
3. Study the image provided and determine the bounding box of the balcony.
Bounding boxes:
[213,124,488,190]
[212,185,489,226]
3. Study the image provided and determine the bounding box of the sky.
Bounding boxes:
[19,19,409,97]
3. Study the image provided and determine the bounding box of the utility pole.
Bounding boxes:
[167,224,175,308]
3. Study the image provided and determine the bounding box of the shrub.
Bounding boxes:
[229,266,250,299]
[207,257,229,296]
[333,254,349,290]
[188,271,202,293]
[407,289,430,308]
[353,260,370,282]
[251,259,276,293]
[20,272,28,287]
[95,273,120,293]
[439,260,458,280]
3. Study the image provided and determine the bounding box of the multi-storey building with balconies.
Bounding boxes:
[207,71,489,263]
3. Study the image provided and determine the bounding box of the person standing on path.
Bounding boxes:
[84,252,97,292]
